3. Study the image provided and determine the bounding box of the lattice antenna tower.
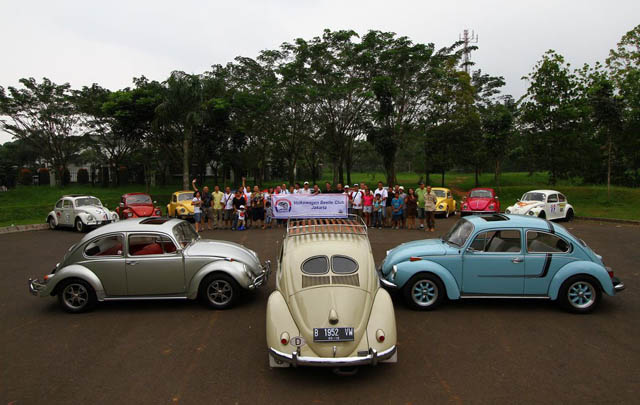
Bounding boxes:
[459,29,478,74]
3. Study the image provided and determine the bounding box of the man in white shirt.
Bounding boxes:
[374,181,388,223]
[344,185,352,214]
[223,186,234,229]
[300,181,312,194]
[293,183,301,194]
[351,184,363,219]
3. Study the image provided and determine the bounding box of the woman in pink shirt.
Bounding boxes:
[362,189,374,227]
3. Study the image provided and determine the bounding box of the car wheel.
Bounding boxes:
[48,216,57,230]
[538,211,546,219]
[559,275,601,314]
[565,208,574,222]
[75,218,85,232]
[57,279,97,313]
[199,273,239,310]
[403,273,445,310]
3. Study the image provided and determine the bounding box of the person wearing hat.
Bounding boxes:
[300,181,312,194]
[236,205,246,231]
[344,185,352,214]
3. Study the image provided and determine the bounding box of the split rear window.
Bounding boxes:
[301,255,359,275]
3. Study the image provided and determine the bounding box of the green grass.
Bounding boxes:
[1,172,639,227]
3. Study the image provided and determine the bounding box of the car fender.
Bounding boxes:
[46,210,59,226]
[395,260,461,300]
[365,288,397,355]
[186,259,252,299]
[48,264,106,300]
[75,211,92,224]
[548,261,614,299]
[266,290,300,353]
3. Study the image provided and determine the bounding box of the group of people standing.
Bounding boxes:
[189,178,439,232]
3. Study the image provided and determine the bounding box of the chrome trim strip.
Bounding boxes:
[103,296,188,301]
[269,345,396,367]
[460,294,549,299]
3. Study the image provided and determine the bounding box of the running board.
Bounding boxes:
[460,295,549,299]
[103,296,188,301]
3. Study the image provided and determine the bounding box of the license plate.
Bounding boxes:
[313,327,355,342]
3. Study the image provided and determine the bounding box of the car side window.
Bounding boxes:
[471,230,521,253]
[527,231,571,253]
[62,200,72,209]
[558,194,566,202]
[129,234,178,256]
[55,200,63,209]
[301,256,329,275]
[84,235,123,257]
[547,194,558,203]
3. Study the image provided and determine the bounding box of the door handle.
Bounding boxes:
[511,257,523,263]
[126,261,138,266]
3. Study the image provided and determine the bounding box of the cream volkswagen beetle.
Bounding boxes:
[267,216,397,370]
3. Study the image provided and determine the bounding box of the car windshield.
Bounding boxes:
[433,190,446,198]
[521,192,545,202]
[470,189,492,198]
[173,222,199,247]
[76,197,101,207]
[126,194,152,205]
[178,192,194,201]
[443,219,474,247]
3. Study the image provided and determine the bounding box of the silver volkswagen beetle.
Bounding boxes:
[28,217,270,312]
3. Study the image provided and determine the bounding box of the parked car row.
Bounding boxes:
[30,213,624,372]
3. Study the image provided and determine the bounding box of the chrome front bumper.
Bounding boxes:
[249,260,271,289]
[269,345,396,367]
[377,266,397,289]
[28,278,48,297]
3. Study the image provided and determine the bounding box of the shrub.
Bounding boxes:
[77,168,89,184]
[18,168,32,185]
[38,168,50,186]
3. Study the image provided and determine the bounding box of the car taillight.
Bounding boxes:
[280,332,290,345]
[606,267,614,279]
[409,257,422,262]
[376,329,385,343]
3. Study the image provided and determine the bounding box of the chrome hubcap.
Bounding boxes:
[412,280,438,306]
[207,280,233,305]
[568,281,595,309]
[63,284,88,309]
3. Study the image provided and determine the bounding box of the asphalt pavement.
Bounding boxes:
[1,217,638,404]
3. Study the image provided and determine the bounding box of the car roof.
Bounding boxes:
[122,192,150,197]
[78,218,184,243]
[173,190,193,195]
[463,214,559,232]
[431,187,450,191]
[469,187,495,192]
[524,189,562,195]
[62,195,96,199]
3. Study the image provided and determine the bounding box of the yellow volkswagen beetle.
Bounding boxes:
[432,187,456,218]
[167,191,195,219]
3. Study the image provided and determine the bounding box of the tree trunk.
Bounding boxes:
[495,159,501,190]
[182,130,190,190]
[475,166,479,187]
[607,136,612,201]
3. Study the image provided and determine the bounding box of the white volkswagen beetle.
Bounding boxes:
[47,195,119,232]
[266,216,397,371]
[505,190,574,221]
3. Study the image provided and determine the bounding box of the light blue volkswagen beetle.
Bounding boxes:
[378,214,625,313]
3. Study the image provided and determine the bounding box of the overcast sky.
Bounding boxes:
[1,0,638,144]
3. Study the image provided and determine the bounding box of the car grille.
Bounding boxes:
[331,274,360,287]
[302,275,331,288]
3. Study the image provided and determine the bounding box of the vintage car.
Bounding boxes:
[29,218,270,313]
[267,217,397,369]
[432,187,456,218]
[116,192,162,219]
[378,214,624,313]
[47,195,119,232]
[167,191,195,219]
[460,188,500,216]
[505,189,574,221]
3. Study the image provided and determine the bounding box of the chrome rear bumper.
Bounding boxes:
[612,277,625,292]
[269,345,396,367]
[28,278,48,297]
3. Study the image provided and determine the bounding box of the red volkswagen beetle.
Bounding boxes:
[460,187,500,216]
[116,193,162,219]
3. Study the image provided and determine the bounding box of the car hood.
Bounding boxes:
[381,238,449,275]
[185,239,261,272]
[464,197,493,211]
[77,206,112,220]
[128,205,155,217]
[289,286,373,358]
[509,201,543,213]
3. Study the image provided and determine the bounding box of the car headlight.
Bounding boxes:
[87,215,94,221]
[155,210,161,216]
[528,211,535,216]
[489,204,495,210]
[242,263,253,279]
[438,204,444,209]
[180,208,186,213]
[505,208,511,214]
[463,204,468,210]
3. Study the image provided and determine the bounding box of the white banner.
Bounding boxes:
[271,194,348,219]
